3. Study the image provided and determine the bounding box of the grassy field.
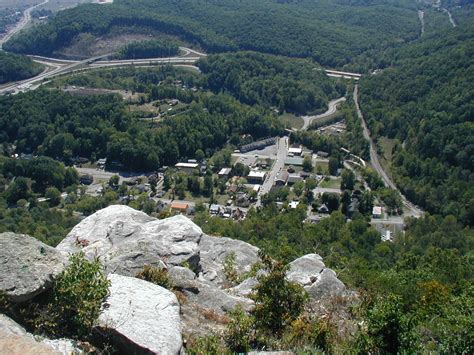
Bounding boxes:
[309,111,343,130]
[320,177,341,189]
[315,161,329,175]
[279,113,304,130]
[161,189,229,205]
[378,136,396,180]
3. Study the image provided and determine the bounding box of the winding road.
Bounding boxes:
[442,8,457,28]
[353,85,423,218]
[0,0,49,49]
[301,97,346,130]
[418,10,425,36]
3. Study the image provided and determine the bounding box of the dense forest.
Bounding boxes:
[198,52,345,114]
[4,0,421,68]
[0,51,43,84]
[0,84,283,171]
[115,39,179,59]
[359,24,474,226]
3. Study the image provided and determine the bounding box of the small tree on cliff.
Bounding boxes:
[251,251,308,335]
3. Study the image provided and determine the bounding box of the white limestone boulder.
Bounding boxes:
[287,254,346,299]
[95,273,182,354]
[199,234,260,285]
[0,232,66,302]
[57,205,202,276]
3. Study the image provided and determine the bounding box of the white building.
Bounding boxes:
[372,206,383,218]
[289,201,299,209]
[247,171,266,183]
[288,147,303,156]
[175,162,199,174]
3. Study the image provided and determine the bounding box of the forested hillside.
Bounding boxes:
[198,52,346,114]
[0,51,43,84]
[4,0,421,68]
[359,24,474,225]
[115,39,179,59]
[0,84,283,170]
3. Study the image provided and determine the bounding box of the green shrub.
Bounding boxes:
[251,251,308,335]
[223,252,239,285]
[225,305,253,352]
[282,316,334,352]
[136,265,174,290]
[187,335,229,355]
[51,252,110,337]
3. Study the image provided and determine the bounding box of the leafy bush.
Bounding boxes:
[136,265,174,290]
[355,294,413,354]
[223,252,239,285]
[51,252,110,337]
[224,306,253,352]
[187,335,229,355]
[251,252,308,335]
[282,316,334,352]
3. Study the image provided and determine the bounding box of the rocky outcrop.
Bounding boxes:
[287,254,346,298]
[96,273,182,354]
[0,232,66,302]
[0,315,79,355]
[57,205,201,275]
[55,207,347,342]
[199,234,260,285]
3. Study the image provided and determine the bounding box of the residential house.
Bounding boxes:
[218,168,232,178]
[236,192,250,207]
[372,206,383,219]
[275,170,289,186]
[287,174,303,185]
[289,201,299,209]
[318,204,329,214]
[209,204,220,215]
[247,171,266,183]
[170,201,189,213]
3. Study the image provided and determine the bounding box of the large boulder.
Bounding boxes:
[57,205,202,276]
[0,232,66,302]
[0,315,79,355]
[96,273,182,354]
[199,234,260,285]
[287,254,345,299]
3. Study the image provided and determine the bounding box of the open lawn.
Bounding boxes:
[279,113,304,130]
[320,177,341,189]
[315,161,329,175]
[378,136,396,180]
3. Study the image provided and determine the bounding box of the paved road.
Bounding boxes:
[0,50,201,94]
[0,52,112,94]
[353,85,423,218]
[442,8,457,27]
[0,0,49,49]
[256,136,288,206]
[301,97,346,130]
[418,10,425,36]
[0,44,362,96]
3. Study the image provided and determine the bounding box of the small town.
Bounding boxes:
[69,133,402,242]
